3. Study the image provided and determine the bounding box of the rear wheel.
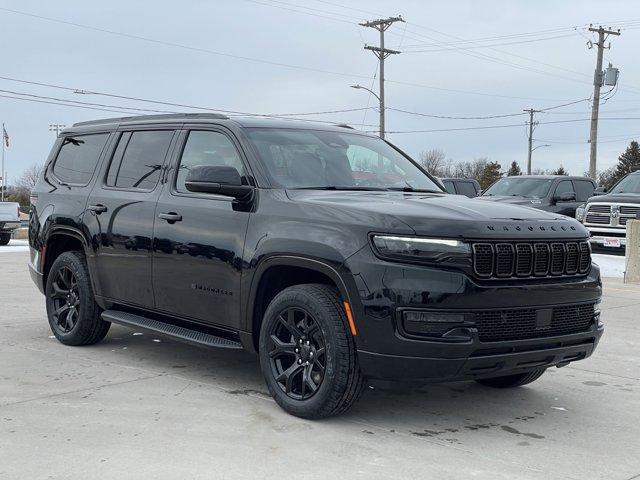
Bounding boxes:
[475,368,546,388]
[0,232,10,245]
[259,284,363,419]
[45,251,110,346]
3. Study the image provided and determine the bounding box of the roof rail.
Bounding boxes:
[72,112,229,127]
[335,123,355,130]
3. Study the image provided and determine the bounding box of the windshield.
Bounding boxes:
[610,174,640,194]
[244,127,442,191]
[483,177,554,198]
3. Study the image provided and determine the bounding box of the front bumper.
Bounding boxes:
[358,324,603,382]
[344,246,603,382]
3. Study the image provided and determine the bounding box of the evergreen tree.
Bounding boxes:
[478,161,503,190]
[506,161,522,176]
[610,141,640,186]
[550,165,568,175]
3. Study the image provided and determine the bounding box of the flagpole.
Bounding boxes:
[1,123,4,202]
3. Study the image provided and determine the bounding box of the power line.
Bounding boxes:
[0,74,375,120]
[382,117,640,134]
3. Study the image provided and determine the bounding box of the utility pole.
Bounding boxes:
[360,16,404,139]
[524,108,540,175]
[587,25,620,179]
[49,124,66,136]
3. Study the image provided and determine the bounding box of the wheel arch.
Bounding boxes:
[244,255,358,352]
[42,227,90,287]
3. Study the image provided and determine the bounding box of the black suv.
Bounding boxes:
[29,114,603,418]
[477,175,597,217]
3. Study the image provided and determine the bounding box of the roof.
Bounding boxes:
[68,113,369,135]
[507,175,593,180]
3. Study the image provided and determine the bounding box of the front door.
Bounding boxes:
[551,179,580,216]
[84,129,176,308]
[152,128,251,329]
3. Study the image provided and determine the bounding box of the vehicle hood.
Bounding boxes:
[587,192,640,204]
[475,195,544,206]
[286,190,588,240]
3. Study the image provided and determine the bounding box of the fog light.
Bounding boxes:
[402,311,466,337]
[594,301,603,327]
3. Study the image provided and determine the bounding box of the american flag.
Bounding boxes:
[2,124,8,148]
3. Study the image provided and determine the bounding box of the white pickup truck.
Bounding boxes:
[0,201,20,245]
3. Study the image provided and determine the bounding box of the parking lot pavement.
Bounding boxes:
[0,252,638,480]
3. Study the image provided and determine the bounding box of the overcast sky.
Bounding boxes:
[1,0,639,183]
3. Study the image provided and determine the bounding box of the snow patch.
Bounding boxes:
[592,254,625,278]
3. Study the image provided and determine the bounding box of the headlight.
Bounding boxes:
[575,204,586,222]
[371,235,471,265]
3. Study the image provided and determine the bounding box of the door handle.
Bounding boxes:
[158,212,182,223]
[88,204,108,214]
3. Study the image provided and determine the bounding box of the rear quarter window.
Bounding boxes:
[456,181,478,197]
[52,133,109,185]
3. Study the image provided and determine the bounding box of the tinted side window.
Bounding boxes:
[53,134,109,185]
[176,131,245,193]
[107,131,174,190]
[456,181,478,198]
[573,180,595,201]
[442,180,455,194]
[555,180,575,196]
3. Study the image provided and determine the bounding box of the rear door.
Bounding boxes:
[83,128,177,308]
[573,179,596,203]
[152,128,251,329]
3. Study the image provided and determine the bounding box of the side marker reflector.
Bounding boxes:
[343,301,357,336]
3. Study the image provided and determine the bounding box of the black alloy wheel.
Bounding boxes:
[268,307,327,400]
[45,251,110,346]
[49,265,81,333]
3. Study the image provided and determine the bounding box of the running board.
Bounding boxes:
[101,310,243,349]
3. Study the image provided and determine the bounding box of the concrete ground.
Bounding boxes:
[0,249,638,480]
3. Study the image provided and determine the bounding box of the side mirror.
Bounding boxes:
[554,191,576,202]
[593,186,607,196]
[185,166,253,199]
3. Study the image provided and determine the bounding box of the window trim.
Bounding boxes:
[168,127,254,201]
[50,132,111,187]
[101,129,176,193]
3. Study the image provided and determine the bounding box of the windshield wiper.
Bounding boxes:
[294,186,388,191]
[388,186,442,193]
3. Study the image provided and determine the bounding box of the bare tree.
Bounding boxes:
[15,164,43,192]
[452,158,490,182]
[419,149,447,176]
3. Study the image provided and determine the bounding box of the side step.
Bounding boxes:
[101,310,243,349]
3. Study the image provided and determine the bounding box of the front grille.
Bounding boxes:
[620,205,640,215]
[474,303,595,342]
[588,205,611,214]
[472,241,591,279]
[585,214,611,224]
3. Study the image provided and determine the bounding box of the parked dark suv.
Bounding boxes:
[29,114,603,418]
[477,175,597,217]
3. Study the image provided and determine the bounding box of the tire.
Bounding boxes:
[45,251,110,346]
[475,368,546,388]
[259,284,363,419]
[0,232,10,246]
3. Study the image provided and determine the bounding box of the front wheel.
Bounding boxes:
[259,284,363,419]
[0,232,10,245]
[45,251,110,346]
[475,368,546,388]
